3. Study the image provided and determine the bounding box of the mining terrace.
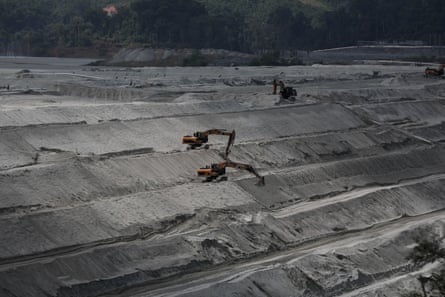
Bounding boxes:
[0,57,444,297]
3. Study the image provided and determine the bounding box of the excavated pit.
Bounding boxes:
[0,57,444,297]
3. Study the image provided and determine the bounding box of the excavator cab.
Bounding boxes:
[194,131,205,138]
[193,132,209,142]
[281,87,297,99]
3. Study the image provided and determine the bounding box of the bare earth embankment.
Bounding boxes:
[0,57,444,297]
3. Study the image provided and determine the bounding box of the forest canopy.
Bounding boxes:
[1,0,444,56]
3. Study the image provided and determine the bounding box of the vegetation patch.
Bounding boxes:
[183,51,209,66]
[1,0,444,57]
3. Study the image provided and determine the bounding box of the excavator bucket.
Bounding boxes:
[255,176,265,186]
[225,130,236,158]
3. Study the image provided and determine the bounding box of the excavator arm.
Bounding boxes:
[224,161,265,185]
[224,130,235,158]
[197,160,265,186]
[203,129,233,136]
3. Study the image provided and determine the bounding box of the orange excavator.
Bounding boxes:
[182,129,235,158]
[425,64,444,77]
[197,160,265,186]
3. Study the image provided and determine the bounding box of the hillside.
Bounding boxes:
[0,0,443,57]
[198,0,330,15]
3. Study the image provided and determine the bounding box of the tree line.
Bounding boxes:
[0,0,444,56]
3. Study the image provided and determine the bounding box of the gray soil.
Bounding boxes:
[0,56,444,297]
